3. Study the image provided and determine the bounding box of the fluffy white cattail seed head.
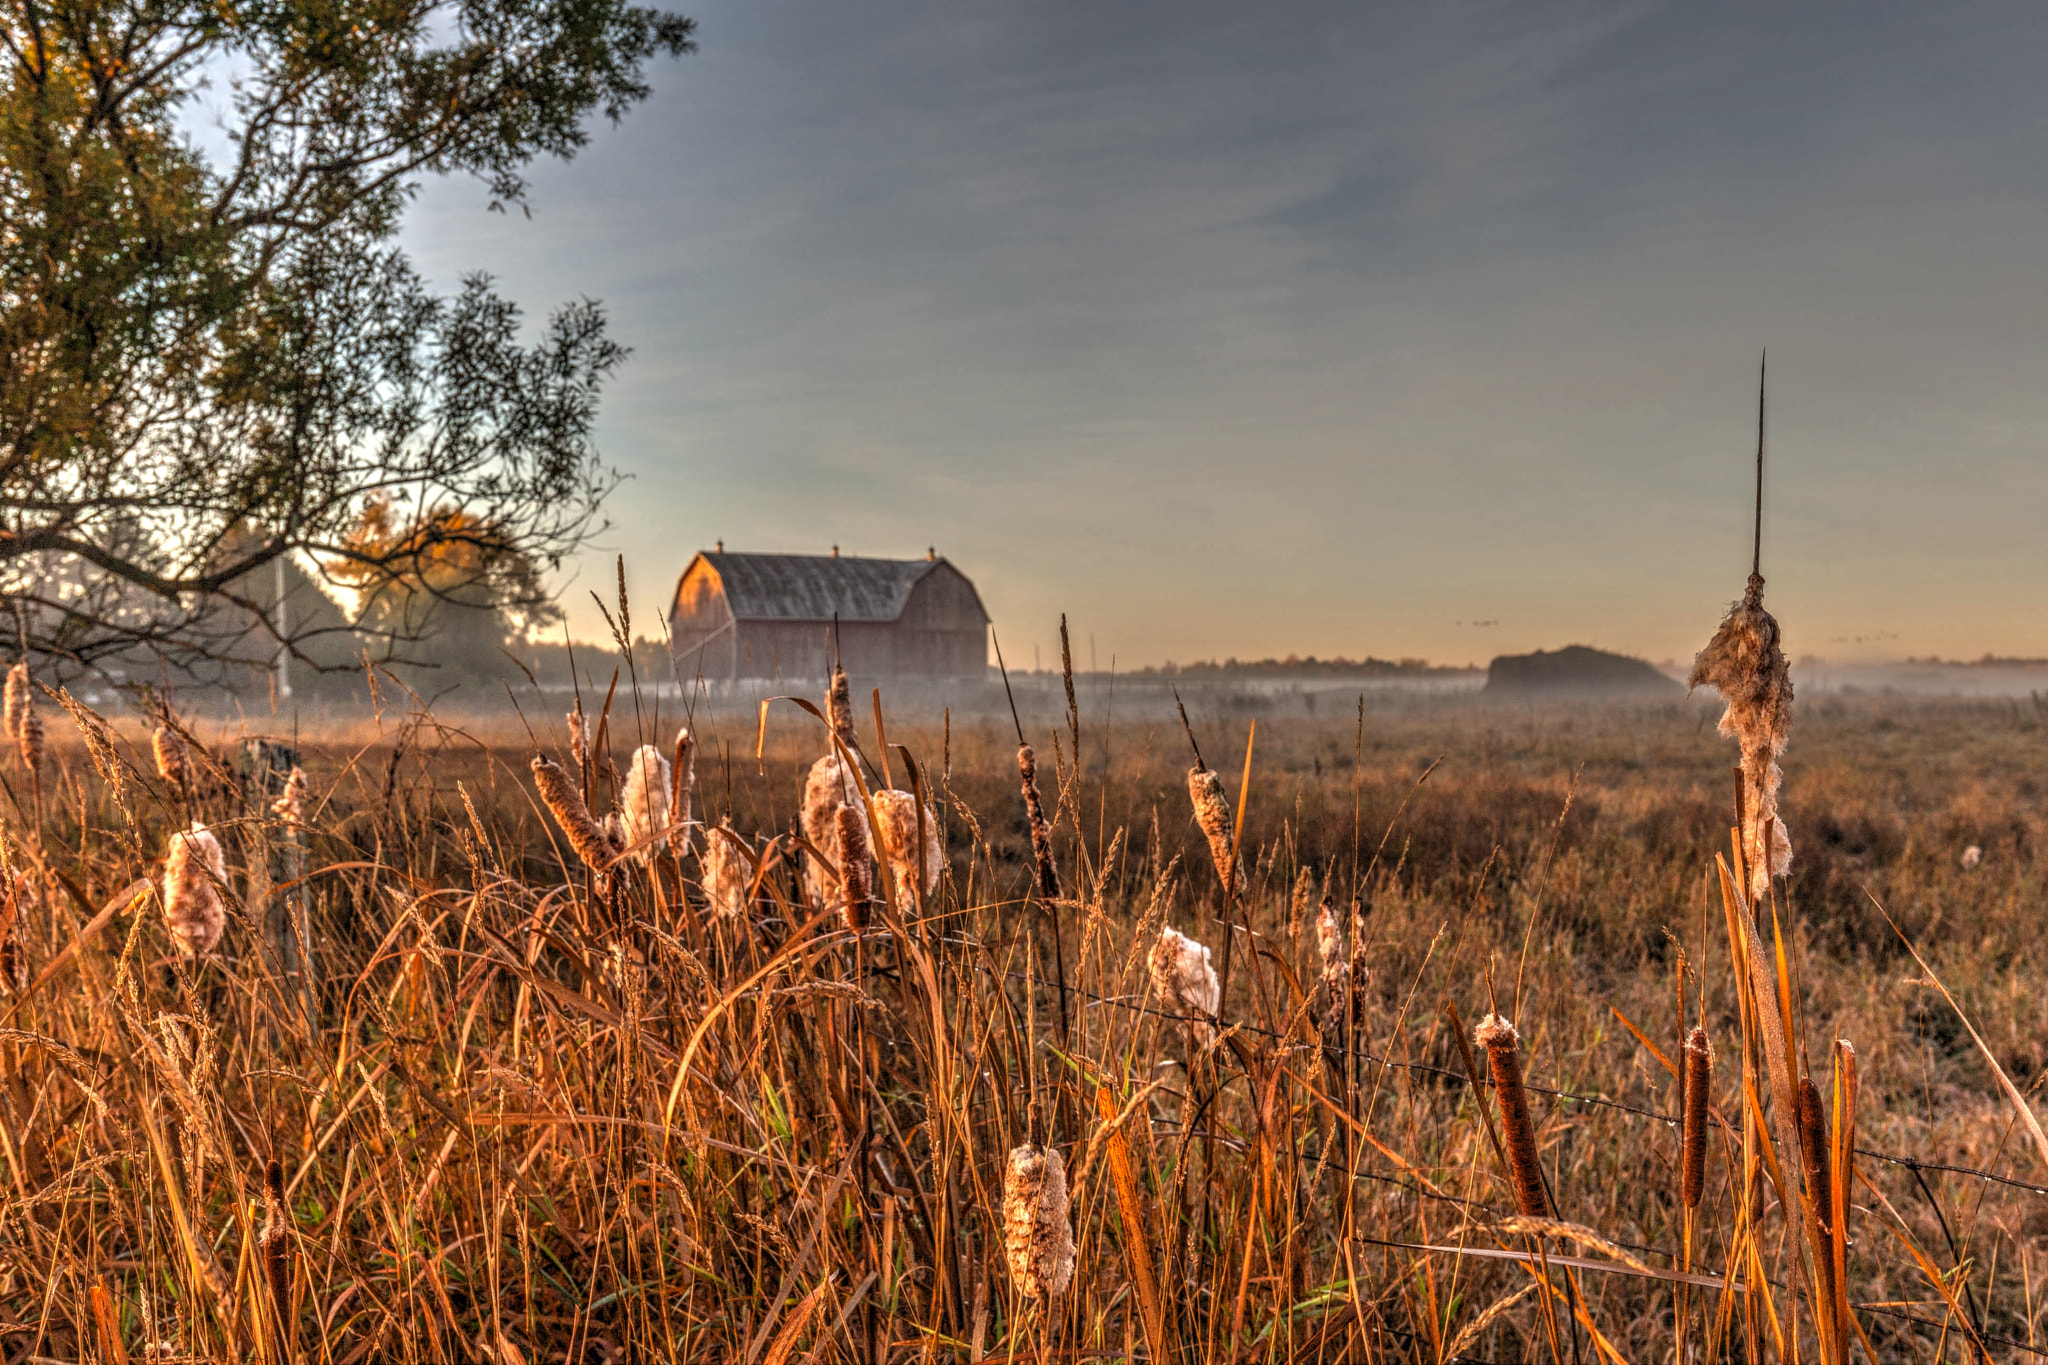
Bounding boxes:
[1689,573,1793,898]
[671,727,695,859]
[619,745,672,866]
[1962,844,1983,870]
[701,823,750,920]
[1187,767,1236,896]
[870,788,943,897]
[1314,895,1345,981]
[1002,1143,1076,1300]
[1150,925,1220,1041]
[163,822,227,956]
[799,752,860,904]
[153,725,191,792]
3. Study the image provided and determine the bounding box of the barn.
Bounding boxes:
[668,548,990,680]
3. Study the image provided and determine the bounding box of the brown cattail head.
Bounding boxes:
[0,869,27,990]
[1149,925,1220,1042]
[16,707,43,776]
[270,765,306,826]
[1689,573,1793,898]
[163,822,227,956]
[1797,1075,1832,1225]
[262,1157,291,1340]
[871,788,943,898]
[835,803,872,927]
[2,662,27,747]
[1475,1014,1549,1217]
[799,752,859,904]
[153,724,192,793]
[700,823,750,920]
[1017,744,1060,902]
[671,726,695,859]
[619,744,672,866]
[1002,1142,1077,1299]
[1682,1027,1713,1210]
[826,665,857,751]
[1187,766,1236,897]
[531,756,617,873]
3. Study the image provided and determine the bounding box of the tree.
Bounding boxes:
[0,0,695,674]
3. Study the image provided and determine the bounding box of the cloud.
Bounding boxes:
[400,0,2048,664]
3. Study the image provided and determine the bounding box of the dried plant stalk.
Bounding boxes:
[619,744,672,866]
[835,804,872,928]
[531,756,617,873]
[0,870,27,990]
[871,788,942,898]
[1690,573,1793,897]
[1149,925,1220,1041]
[671,727,695,859]
[1476,1014,1549,1217]
[163,822,227,956]
[1682,1027,1712,1210]
[1002,1142,1076,1300]
[1187,766,1236,897]
[1018,745,1059,901]
[1094,1085,1168,1358]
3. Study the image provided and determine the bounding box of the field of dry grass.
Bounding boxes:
[0,674,2044,1363]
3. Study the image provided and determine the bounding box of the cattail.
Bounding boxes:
[163,822,227,956]
[1682,1027,1712,1210]
[531,756,617,873]
[1002,1142,1076,1300]
[2,661,26,745]
[799,752,859,904]
[1187,766,1236,898]
[1962,844,1983,870]
[1018,745,1059,901]
[270,766,306,825]
[826,665,857,751]
[1314,893,1345,981]
[16,708,42,777]
[1475,1014,1549,1217]
[835,803,872,928]
[0,870,27,990]
[870,788,943,898]
[154,724,191,793]
[261,1158,291,1348]
[700,823,750,920]
[671,727,695,859]
[619,745,672,866]
[1797,1076,1832,1225]
[1689,573,1793,898]
[1149,925,1220,1041]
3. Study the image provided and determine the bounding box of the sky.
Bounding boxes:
[394,1,2048,668]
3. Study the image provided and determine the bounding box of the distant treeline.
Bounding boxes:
[1902,654,2048,668]
[1126,655,1476,679]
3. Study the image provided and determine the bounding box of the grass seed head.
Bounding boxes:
[1018,745,1060,901]
[1689,572,1793,897]
[1,661,25,743]
[1002,1142,1076,1300]
[270,765,306,825]
[16,707,43,775]
[162,822,227,957]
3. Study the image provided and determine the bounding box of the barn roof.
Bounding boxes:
[677,552,985,624]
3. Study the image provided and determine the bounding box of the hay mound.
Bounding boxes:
[1484,646,1682,699]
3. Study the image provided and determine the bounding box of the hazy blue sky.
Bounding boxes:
[398,1,2048,667]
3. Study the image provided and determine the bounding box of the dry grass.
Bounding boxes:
[0,680,2044,1362]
